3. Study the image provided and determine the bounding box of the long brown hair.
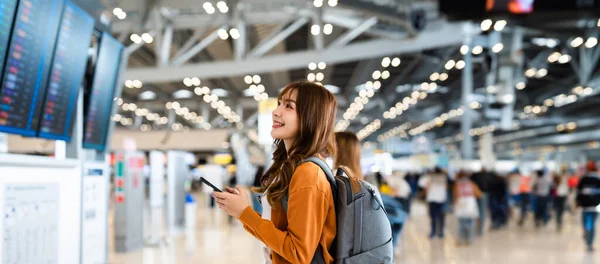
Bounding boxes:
[258,81,337,206]
[335,131,364,180]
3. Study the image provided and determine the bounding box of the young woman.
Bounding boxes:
[213,81,337,264]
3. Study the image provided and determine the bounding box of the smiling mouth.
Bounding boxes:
[273,121,284,128]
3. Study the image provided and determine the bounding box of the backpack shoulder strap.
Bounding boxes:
[282,156,336,213]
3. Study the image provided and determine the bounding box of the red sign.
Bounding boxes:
[116,179,124,188]
[116,194,124,203]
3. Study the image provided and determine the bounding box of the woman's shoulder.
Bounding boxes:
[289,162,332,193]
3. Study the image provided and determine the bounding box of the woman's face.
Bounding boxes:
[271,89,299,145]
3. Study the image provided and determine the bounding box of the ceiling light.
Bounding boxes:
[116,12,126,20]
[544,99,554,107]
[445,60,455,70]
[419,92,427,99]
[472,46,483,55]
[244,75,253,84]
[502,94,515,104]
[316,72,324,81]
[372,70,381,80]
[191,77,201,86]
[455,60,465,70]
[391,57,401,67]
[307,73,316,82]
[567,122,577,130]
[460,45,469,55]
[587,37,598,48]
[328,0,338,7]
[311,24,320,36]
[532,105,542,114]
[365,81,374,90]
[439,73,449,81]
[373,81,381,90]
[313,0,323,8]
[571,37,584,48]
[381,70,390,79]
[548,52,560,63]
[366,89,375,97]
[141,33,153,43]
[229,28,240,39]
[183,77,193,87]
[421,82,429,90]
[381,57,391,67]
[130,34,142,44]
[494,20,507,31]
[113,8,123,16]
[487,85,497,93]
[584,87,594,95]
[430,72,439,81]
[308,62,317,70]
[125,80,133,88]
[469,101,481,109]
[218,29,229,40]
[558,54,571,64]
[536,68,548,78]
[323,24,333,35]
[132,80,143,88]
[492,43,504,53]
[253,75,261,84]
[480,19,492,31]
[516,81,526,90]
[318,62,327,70]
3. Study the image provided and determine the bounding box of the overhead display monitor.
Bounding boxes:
[37,1,95,141]
[0,0,65,137]
[82,33,123,151]
[0,0,18,77]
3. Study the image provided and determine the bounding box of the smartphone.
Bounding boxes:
[200,177,222,192]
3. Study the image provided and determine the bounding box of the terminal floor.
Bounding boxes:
[109,195,599,264]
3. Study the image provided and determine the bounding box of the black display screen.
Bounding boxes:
[0,0,18,77]
[37,1,94,141]
[82,33,122,151]
[0,0,64,137]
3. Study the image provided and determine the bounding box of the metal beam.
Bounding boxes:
[172,29,206,61]
[126,22,466,83]
[234,22,247,60]
[170,27,223,66]
[159,23,173,66]
[311,8,324,51]
[247,17,309,58]
[329,17,378,48]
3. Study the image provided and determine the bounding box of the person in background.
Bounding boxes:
[389,170,412,216]
[507,169,522,220]
[568,168,581,214]
[488,172,509,230]
[518,172,534,226]
[425,167,449,239]
[454,171,482,245]
[334,131,364,180]
[576,161,600,252]
[471,168,490,235]
[553,166,569,231]
[533,169,552,228]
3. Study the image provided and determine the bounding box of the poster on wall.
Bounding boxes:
[3,183,59,264]
[81,161,109,264]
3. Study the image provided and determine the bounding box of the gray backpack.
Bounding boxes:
[282,157,394,264]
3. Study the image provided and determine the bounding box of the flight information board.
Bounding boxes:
[0,0,18,77]
[83,33,123,151]
[0,0,65,137]
[38,1,94,141]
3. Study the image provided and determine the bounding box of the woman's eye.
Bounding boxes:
[286,103,293,109]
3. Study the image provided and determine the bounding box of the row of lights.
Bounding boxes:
[556,122,577,132]
[313,0,338,8]
[130,33,153,44]
[198,88,241,123]
[124,79,143,89]
[202,1,229,14]
[170,123,190,132]
[377,122,411,142]
[480,19,507,32]
[524,67,548,79]
[469,125,496,137]
[383,91,427,119]
[243,75,268,101]
[165,101,212,130]
[409,107,464,136]
[183,77,201,87]
[117,100,169,126]
[547,51,572,64]
[522,85,594,116]
[311,24,334,36]
[218,28,241,40]
[112,8,127,20]
[335,57,401,131]
[570,37,598,48]
[357,119,381,141]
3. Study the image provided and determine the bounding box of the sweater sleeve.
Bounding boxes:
[237,165,330,263]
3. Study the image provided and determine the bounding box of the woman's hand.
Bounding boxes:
[213,186,250,218]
